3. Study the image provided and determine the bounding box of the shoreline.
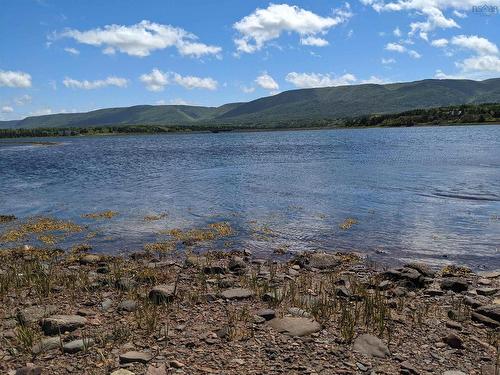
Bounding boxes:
[0,122,499,141]
[0,245,498,374]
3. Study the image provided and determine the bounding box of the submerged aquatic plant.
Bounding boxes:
[339,218,358,230]
[82,210,119,219]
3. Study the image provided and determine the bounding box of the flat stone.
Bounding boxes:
[41,315,87,335]
[475,304,500,323]
[287,307,311,317]
[228,256,247,275]
[79,254,102,264]
[149,284,176,304]
[476,287,497,296]
[119,351,152,364]
[32,337,61,355]
[63,338,95,354]
[307,252,341,270]
[268,317,321,337]
[442,371,467,375]
[220,288,254,300]
[440,277,468,293]
[463,295,483,308]
[17,305,58,324]
[353,334,390,358]
[15,366,42,375]
[111,370,135,375]
[255,309,275,321]
[118,300,138,312]
[404,262,436,278]
[471,312,499,328]
[478,270,500,279]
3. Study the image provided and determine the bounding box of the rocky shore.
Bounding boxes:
[0,247,499,375]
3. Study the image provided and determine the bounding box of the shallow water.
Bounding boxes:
[1,125,499,269]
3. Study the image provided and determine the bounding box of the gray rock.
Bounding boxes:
[442,371,467,375]
[440,277,468,293]
[307,252,341,270]
[79,254,101,265]
[15,366,42,375]
[255,309,275,321]
[463,295,483,308]
[476,287,497,296]
[118,300,138,312]
[17,305,58,324]
[228,256,247,275]
[203,265,227,275]
[41,315,87,335]
[32,337,61,355]
[101,298,113,311]
[478,270,500,279]
[149,284,176,304]
[110,370,135,375]
[353,334,390,358]
[287,307,311,318]
[220,288,254,300]
[404,262,436,278]
[115,277,137,291]
[63,338,95,353]
[268,317,321,337]
[120,351,152,364]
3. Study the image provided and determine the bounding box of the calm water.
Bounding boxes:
[1,125,499,269]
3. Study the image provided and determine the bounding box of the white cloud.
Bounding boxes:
[241,85,255,94]
[1,106,14,113]
[393,27,402,37]
[451,35,498,56]
[63,76,128,89]
[58,20,222,58]
[362,0,500,39]
[255,72,279,91]
[169,98,190,105]
[300,36,329,47]
[381,57,396,64]
[140,69,168,92]
[233,3,351,53]
[431,38,448,48]
[171,73,218,90]
[0,70,32,88]
[285,72,357,88]
[14,94,32,106]
[361,76,389,84]
[385,42,421,58]
[140,69,218,91]
[457,55,500,73]
[64,47,80,55]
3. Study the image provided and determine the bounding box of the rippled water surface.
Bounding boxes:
[1,126,499,269]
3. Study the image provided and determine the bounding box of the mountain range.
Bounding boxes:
[2,78,500,129]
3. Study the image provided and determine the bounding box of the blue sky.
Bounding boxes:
[1,0,499,120]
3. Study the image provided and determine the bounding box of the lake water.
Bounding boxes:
[1,125,499,269]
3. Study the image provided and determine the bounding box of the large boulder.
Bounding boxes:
[353,334,390,358]
[149,284,176,304]
[17,305,58,325]
[440,277,468,293]
[268,317,321,337]
[40,315,87,335]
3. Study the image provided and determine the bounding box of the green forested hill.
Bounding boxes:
[1,78,499,129]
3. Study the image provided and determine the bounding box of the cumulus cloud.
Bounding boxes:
[300,36,329,47]
[451,35,498,56]
[381,57,396,64]
[361,0,500,40]
[0,70,32,88]
[393,27,402,37]
[385,42,421,58]
[233,3,352,53]
[431,38,448,48]
[63,76,128,89]
[140,69,218,91]
[255,72,279,91]
[57,20,221,58]
[1,106,14,113]
[285,72,357,88]
[64,47,80,55]
[241,85,255,94]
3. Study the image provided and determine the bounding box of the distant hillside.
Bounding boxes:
[1,78,499,129]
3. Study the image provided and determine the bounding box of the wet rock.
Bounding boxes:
[384,267,425,288]
[184,255,207,268]
[440,277,468,293]
[119,351,152,364]
[268,317,321,337]
[63,338,95,353]
[220,287,254,300]
[79,254,101,265]
[32,337,61,355]
[41,315,87,335]
[353,334,390,358]
[118,300,138,312]
[228,256,247,275]
[255,309,275,321]
[404,262,436,278]
[442,332,463,349]
[476,287,497,296]
[149,284,176,304]
[17,305,58,324]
